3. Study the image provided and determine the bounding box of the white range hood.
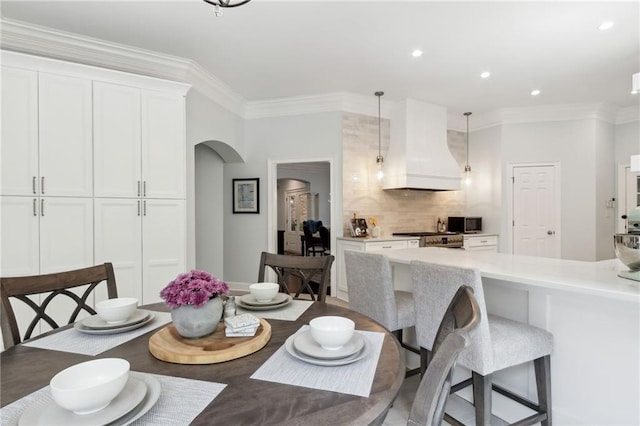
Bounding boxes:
[382,99,462,191]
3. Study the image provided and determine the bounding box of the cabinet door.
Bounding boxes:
[0,196,39,276]
[38,73,93,197]
[141,91,185,199]
[93,82,142,198]
[142,199,186,304]
[39,197,94,274]
[94,198,143,302]
[1,67,39,196]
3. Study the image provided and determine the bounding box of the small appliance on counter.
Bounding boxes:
[447,216,482,234]
[614,206,640,282]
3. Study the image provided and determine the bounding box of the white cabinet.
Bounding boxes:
[1,196,94,339]
[335,237,419,301]
[463,234,498,252]
[1,51,190,343]
[1,68,92,197]
[93,82,142,198]
[141,91,186,199]
[94,83,185,200]
[1,67,38,196]
[95,198,186,305]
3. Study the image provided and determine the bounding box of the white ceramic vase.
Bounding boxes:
[171,296,223,338]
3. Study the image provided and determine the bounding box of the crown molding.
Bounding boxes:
[0,17,243,114]
[615,105,640,125]
[243,92,394,120]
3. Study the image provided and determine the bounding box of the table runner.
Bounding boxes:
[251,326,384,397]
[0,371,226,426]
[236,299,313,321]
[22,311,172,356]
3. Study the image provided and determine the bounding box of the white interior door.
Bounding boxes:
[512,165,560,258]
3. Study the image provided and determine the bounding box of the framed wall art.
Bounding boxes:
[233,178,260,214]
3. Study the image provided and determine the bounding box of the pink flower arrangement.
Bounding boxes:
[160,270,229,309]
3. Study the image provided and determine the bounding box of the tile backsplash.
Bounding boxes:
[342,112,466,237]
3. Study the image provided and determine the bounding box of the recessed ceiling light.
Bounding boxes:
[531,89,541,96]
[598,21,614,30]
[480,71,491,79]
[411,49,423,58]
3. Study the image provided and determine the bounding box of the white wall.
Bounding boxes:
[615,121,640,164]
[186,89,244,275]
[223,112,343,283]
[595,120,615,260]
[194,144,225,276]
[501,120,597,261]
[465,125,503,242]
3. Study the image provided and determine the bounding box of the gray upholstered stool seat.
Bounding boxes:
[480,314,553,374]
[411,260,553,426]
[345,250,419,377]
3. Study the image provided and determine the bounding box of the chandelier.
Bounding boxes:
[203,0,252,17]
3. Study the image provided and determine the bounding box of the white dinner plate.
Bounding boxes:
[284,333,372,366]
[81,310,150,330]
[236,295,292,311]
[293,330,365,360]
[112,372,161,426]
[19,376,147,426]
[239,293,289,307]
[74,312,155,335]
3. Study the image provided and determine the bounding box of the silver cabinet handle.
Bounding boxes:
[143,181,147,197]
[33,198,37,216]
[382,245,392,249]
[143,200,146,216]
[137,200,141,217]
[137,181,141,197]
[41,177,45,194]
[32,176,36,194]
[547,230,555,235]
[40,199,44,216]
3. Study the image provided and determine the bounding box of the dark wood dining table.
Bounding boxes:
[1,302,406,425]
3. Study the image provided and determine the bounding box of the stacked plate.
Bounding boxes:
[236,293,292,311]
[74,310,155,335]
[19,372,161,426]
[284,330,372,366]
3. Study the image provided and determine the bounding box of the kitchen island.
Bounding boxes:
[384,247,639,425]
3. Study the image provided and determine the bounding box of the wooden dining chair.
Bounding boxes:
[258,252,334,302]
[1,263,118,349]
[408,286,480,426]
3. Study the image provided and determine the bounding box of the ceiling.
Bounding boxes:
[2,1,639,116]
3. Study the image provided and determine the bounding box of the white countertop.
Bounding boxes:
[336,236,420,242]
[384,247,640,303]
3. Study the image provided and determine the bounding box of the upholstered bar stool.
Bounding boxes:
[345,250,420,376]
[410,260,553,426]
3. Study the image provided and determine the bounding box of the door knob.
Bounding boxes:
[547,230,555,235]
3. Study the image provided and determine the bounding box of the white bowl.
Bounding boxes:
[309,316,355,350]
[249,282,280,302]
[50,358,130,415]
[95,298,138,324]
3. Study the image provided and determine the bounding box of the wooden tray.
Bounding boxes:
[148,318,271,364]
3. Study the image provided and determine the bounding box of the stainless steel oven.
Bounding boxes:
[392,232,463,248]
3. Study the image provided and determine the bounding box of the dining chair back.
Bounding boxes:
[258,252,334,302]
[319,226,330,255]
[411,261,553,426]
[1,263,118,349]
[407,329,472,426]
[302,225,324,256]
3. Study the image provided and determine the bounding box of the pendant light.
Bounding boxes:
[375,91,384,181]
[203,0,251,17]
[463,112,472,186]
